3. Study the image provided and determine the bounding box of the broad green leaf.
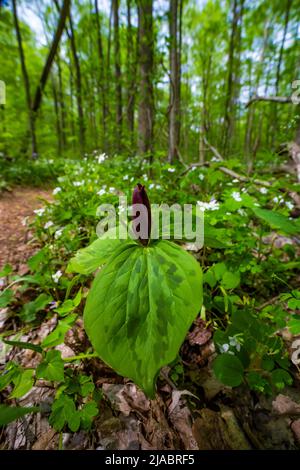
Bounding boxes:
[20,293,52,323]
[271,369,293,390]
[212,353,244,387]
[36,350,64,382]
[84,240,202,397]
[221,271,240,290]
[67,237,123,275]
[0,404,39,426]
[288,318,300,335]
[0,264,12,277]
[49,395,80,432]
[10,369,34,398]
[252,207,298,235]
[79,401,98,429]
[0,289,13,308]
[41,314,77,348]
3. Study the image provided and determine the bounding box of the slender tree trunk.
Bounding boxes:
[113,0,122,151]
[168,0,182,163]
[137,0,154,156]
[51,73,62,154]
[12,0,37,157]
[126,0,137,144]
[68,12,85,154]
[94,0,108,147]
[223,0,244,157]
[245,20,270,171]
[272,0,293,147]
[56,52,67,149]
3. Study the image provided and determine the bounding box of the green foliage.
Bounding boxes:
[36,350,65,382]
[0,404,39,426]
[83,239,203,397]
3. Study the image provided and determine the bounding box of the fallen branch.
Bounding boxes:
[245,95,293,108]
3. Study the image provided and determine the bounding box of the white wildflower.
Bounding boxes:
[273,195,284,204]
[149,183,155,189]
[53,187,61,195]
[52,270,62,283]
[73,181,83,187]
[97,188,106,196]
[237,209,246,216]
[97,153,106,164]
[286,201,293,210]
[44,221,54,229]
[109,187,115,193]
[34,207,45,216]
[232,191,242,202]
[259,187,268,194]
[167,167,176,173]
[198,173,205,181]
[123,175,129,181]
[54,229,63,239]
[211,156,220,162]
[232,179,239,183]
[220,343,230,353]
[197,199,219,212]
[155,184,162,190]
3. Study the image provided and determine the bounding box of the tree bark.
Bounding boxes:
[223,0,244,157]
[94,0,108,146]
[31,0,71,114]
[137,0,154,156]
[168,0,182,163]
[12,0,37,158]
[113,0,122,150]
[68,11,85,153]
[126,0,137,143]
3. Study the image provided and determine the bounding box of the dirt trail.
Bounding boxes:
[0,187,51,273]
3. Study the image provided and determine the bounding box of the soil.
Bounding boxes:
[0,187,51,272]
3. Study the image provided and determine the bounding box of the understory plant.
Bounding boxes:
[68,184,203,397]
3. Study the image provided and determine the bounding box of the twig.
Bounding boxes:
[245,95,293,108]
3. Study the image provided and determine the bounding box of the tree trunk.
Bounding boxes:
[223,0,244,157]
[137,0,154,156]
[51,73,62,154]
[56,52,67,149]
[168,0,182,163]
[126,0,137,143]
[12,0,37,158]
[272,0,292,147]
[94,0,108,147]
[113,0,122,151]
[68,11,85,154]
[31,0,71,114]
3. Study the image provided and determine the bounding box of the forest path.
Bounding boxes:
[0,187,52,273]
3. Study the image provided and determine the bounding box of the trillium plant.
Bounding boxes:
[68,184,203,397]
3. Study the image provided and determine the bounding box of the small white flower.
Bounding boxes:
[167,167,176,173]
[286,201,293,210]
[232,179,239,183]
[198,173,205,181]
[34,207,45,216]
[130,177,134,182]
[73,181,83,187]
[259,187,268,194]
[52,270,62,283]
[211,156,220,162]
[53,187,62,195]
[142,174,148,181]
[54,229,63,239]
[241,188,247,193]
[149,183,155,189]
[197,199,219,212]
[220,343,230,353]
[155,184,162,190]
[232,191,242,202]
[97,153,106,164]
[97,188,106,196]
[237,209,246,216]
[44,221,54,229]
[273,195,284,204]
[109,187,115,193]
[123,175,129,181]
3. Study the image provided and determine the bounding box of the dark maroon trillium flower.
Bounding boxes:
[132,183,152,246]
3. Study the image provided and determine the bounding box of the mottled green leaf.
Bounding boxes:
[84,240,202,397]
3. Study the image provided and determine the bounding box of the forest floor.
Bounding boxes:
[1,188,300,450]
[0,187,51,273]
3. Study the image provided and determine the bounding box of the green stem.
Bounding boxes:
[63,352,98,362]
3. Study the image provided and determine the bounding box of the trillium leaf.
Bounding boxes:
[67,237,124,275]
[0,404,39,426]
[252,207,298,235]
[84,240,202,397]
